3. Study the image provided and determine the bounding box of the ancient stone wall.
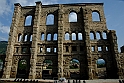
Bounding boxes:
[1,1,123,79]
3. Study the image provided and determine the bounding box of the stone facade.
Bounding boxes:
[0,1,124,79]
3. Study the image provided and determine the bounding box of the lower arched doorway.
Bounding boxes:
[97,58,107,79]
[69,59,80,79]
[0,59,3,78]
[16,59,29,78]
[42,59,53,79]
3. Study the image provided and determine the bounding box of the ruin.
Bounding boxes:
[0,1,124,80]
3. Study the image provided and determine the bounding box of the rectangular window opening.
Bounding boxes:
[54,47,57,53]
[46,47,51,53]
[72,46,77,51]
[91,46,95,52]
[66,46,69,52]
[98,46,102,51]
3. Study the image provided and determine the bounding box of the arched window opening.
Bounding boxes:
[47,33,51,41]
[65,33,70,40]
[90,31,95,40]
[103,32,107,39]
[22,47,27,53]
[72,46,77,51]
[106,46,108,51]
[24,34,28,42]
[46,14,54,25]
[17,59,29,78]
[69,12,77,22]
[92,11,100,21]
[40,47,43,53]
[25,15,32,26]
[66,46,69,52]
[78,33,83,40]
[97,59,106,79]
[43,60,53,69]
[96,32,101,40]
[70,59,80,79]
[41,33,45,41]
[18,34,22,42]
[72,33,76,40]
[30,34,32,41]
[53,33,57,41]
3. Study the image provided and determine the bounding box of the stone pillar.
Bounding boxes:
[29,1,41,79]
[83,8,93,80]
[58,4,64,78]
[108,30,119,78]
[2,3,21,78]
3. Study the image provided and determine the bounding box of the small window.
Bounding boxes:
[106,46,108,51]
[78,33,83,40]
[91,46,95,52]
[46,47,51,53]
[16,47,19,53]
[54,47,57,53]
[41,33,45,41]
[53,33,57,41]
[66,46,69,52]
[92,11,100,21]
[96,32,101,40]
[65,33,70,40]
[40,47,43,53]
[22,47,27,53]
[25,15,32,26]
[24,34,28,42]
[30,34,32,41]
[18,34,22,42]
[90,31,95,40]
[69,12,77,22]
[46,14,54,25]
[47,33,51,41]
[72,46,77,51]
[103,32,107,39]
[98,46,102,51]
[72,33,76,40]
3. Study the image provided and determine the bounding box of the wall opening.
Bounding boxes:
[90,31,95,40]
[46,14,54,25]
[96,32,101,40]
[72,32,76,40]
[41,33,45,41]
[103,32,107,39]
[69,12,77,22]
[70,59,80,79]
[30,34,32,41]
[65,33,70,40]
[24,34,28,42]
[16,59,29,78]
[18,33,22,42]
[92,11,100,21]
[97,59,107,79]
[47,33,51,41]
[78,33,83,40]
[42,60,53,79]
[25,15,32,26]
[46,47,51,53]
[53,33,57,41]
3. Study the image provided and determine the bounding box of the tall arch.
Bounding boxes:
[24,34,28,42]
[69,12,77,22]
[103,31,107,39]
[25,15,32,26]
[16,59,29,78]
[92,11,100,21]
[96,31,101,40]
[46,14,54,25]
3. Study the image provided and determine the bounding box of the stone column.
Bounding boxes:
[29,1,41,79]
[2,3,21,78]
[58,4,64,78]
[82,8,93,80]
